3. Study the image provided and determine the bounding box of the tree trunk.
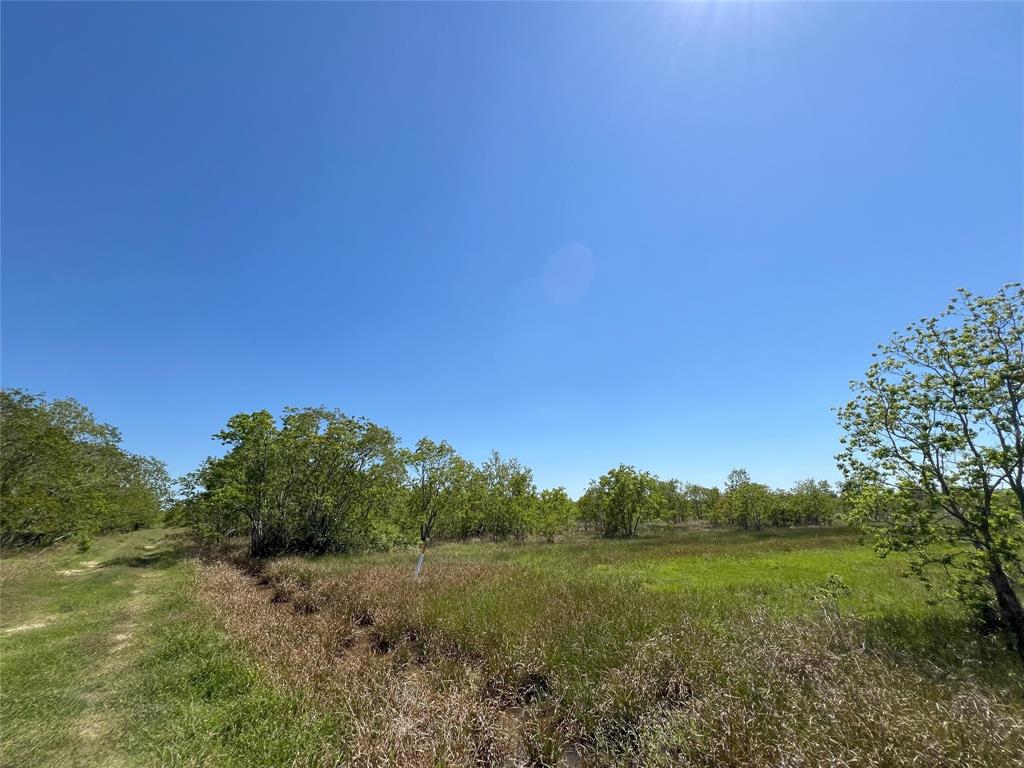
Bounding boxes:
[249,516,265,558]
[989,562,1024,657]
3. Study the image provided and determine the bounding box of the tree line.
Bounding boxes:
[0,386,838,554]
[176,404,841,557]
[0,389,172,547]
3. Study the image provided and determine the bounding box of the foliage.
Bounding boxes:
[478,451,537,541]
[185,408,574,553]
[682,482,720,520]
[530,486,578,542]
[582,464,661,537]
[183,407,406,556]
[183,410,852,556]
[710,470,840,530]
[0,388,171,546]
[406,437,475,544]
[657,479,689,522]
[837,283,1024,655]
[787,478,839,526]
[714,469,774,530]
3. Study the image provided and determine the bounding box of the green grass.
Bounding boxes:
[274,526,959,635]
[252,525,1023,765]
[3,525,1023,767]
[0,529,343,768]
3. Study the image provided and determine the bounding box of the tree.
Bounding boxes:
[789,478,838,526]
[838,284,1024,655]
[586,465,661,538]
[577,483,604,533]
[212,411,279,556]
[274,407,405,553]
[715,470,773,531]
[682,483,719,521]
[530,487,578,542]
[657,479,689,523]
[191,407,405,556]
[406,438,473,573]
[724,468,751,492]
[480,451,536,540]
[0,389,169,546]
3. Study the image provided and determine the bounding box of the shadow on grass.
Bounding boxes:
[861,611,1023,690]
[102,533,198,571]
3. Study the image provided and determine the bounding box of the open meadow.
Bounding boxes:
[4,3,1023,766]
[3,525,1022,767]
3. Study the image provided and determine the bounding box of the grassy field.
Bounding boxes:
[2,526,1023,767]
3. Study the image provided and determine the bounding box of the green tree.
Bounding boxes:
[479,451,536,540]
[682,483,719,521]
[715,470,773,531]
[406,437,474,572]
[576,483,604,533]
[190,407,404,556]
[0,389,169,546]
[789,478,838,526]
[657,479,689,523]
[530,487,578,542]
[275,407,405,553]
[586,465,661,538]
[212,411,279,556]
[838,284,1024,655]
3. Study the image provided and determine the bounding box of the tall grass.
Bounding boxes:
[198,527,1024,767]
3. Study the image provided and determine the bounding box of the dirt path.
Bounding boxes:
[0,530,177,768]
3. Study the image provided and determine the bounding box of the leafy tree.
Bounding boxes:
[406,437,474,572]
[715,470,773,531]
[530,487,578,542]
[0,389,169,545]
[189,407,404,556]
[586,465,661,537]
[211,411,279,556]
[431,464,488,541]
[838,284,1024,654]
[657,479,689,523]
[576,482,604,533]
[479,451,536,540]
[724,468,751,492]
[408,438,461,542]
[789,478,838,526]
[276,407,405,553]
[682,483,719,521]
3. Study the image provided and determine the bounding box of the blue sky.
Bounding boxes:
[2,2,1021,496]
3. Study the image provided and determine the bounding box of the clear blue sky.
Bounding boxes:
[2,2,1021,496]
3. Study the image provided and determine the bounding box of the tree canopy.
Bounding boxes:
[0,389,171,546]
[838,283,1024,654]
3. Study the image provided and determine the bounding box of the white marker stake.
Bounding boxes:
[414,550,425,578]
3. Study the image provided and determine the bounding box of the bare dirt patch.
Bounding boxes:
[57,560,102,576]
